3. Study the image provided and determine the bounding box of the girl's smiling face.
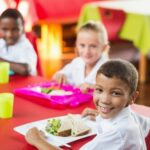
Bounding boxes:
[76,30,104,67]
[94,74,135,119]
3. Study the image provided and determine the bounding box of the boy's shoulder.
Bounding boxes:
[115,114,140,139]
[113,118,145,149]
[15,35,34,49]
[18,35,30,44]
[0,38,6,45]
[131,110,150,137]
[0,39,7,50]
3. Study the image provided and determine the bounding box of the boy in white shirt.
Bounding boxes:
[0,8,37,75]
[25,59,150,150]
[52,21,109,92]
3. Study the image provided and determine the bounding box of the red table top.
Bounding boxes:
[0,76,95,150]
[0,76,150,150]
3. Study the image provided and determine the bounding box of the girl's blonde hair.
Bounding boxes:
[77,21,109,48]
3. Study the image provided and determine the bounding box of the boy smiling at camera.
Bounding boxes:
[26,59,150,150]
[81,59,150,150]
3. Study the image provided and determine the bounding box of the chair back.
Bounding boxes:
[146,134,150,150]
[99,7,126,41]
[26,32,43,76]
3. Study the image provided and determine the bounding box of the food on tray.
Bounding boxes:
[41,88,53,94]
[45,114,91,137]
[41,86,60,94]
[31,86,73,96]
[31,86,42,92]
[48,90,73,96]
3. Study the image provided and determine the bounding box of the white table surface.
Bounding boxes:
[92,0,150,15]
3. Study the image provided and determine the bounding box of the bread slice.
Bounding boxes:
[71,119,91,136]
[57,114,90,137]
[48,90,73,96]
[57,117,72,136]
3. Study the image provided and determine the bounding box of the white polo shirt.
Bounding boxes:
[0,35,37,75]
[59,54,108,86]
[80,107,148,150]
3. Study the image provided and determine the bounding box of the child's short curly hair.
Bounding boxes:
[97,59,138,94]
[0,8,24,25]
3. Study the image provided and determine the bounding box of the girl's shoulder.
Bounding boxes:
[71,57,84,65]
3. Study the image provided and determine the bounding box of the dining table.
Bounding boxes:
[0,75,150,150]
[0,75,96,150]
[78,0,150,83]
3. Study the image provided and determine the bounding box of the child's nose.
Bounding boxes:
[6,31,13,38]
[99,93,111,104]
[84,46,91,53]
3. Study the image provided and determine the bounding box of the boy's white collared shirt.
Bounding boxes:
[80,107,147,150]
[59,54,108,86]
[0,35,37,75]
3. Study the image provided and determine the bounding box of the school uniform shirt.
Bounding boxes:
[59,54,108,86]
[0,35,37,75]
[131,111,150,138]
[80,107,147,150]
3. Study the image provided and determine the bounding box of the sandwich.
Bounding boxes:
[57,114,91,137]
[57,117,72,136]
[45,114,90,137]
[71,118,90,136]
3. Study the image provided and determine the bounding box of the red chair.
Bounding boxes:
[99,7,126,41]
[146,135,150,150]
[26,32,43,76]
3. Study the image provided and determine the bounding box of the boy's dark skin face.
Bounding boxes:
[0,17,29,75]
[0,17,24,45]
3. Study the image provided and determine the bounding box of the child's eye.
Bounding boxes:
[90,45,97,49]
[79,44,85,48]
[1,27,7,31]
[112,91,122,96]
[13,28,19,32]
[95,88,103,93]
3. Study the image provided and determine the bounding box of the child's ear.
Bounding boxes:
[102,44,110,54]
[103,44,109,50]
[129,91,139,104]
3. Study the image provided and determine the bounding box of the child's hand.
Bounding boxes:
[25,127,61,150]
[25,127,46,146]
[52,73,68,85]
[81,108,99,121]
[78,83,94,93]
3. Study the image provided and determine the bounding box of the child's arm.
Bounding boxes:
[25,127,62,150]
[78,83,94,93]
[52,72,68,85]
[81,108,99,121]
[0,58,29,75]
